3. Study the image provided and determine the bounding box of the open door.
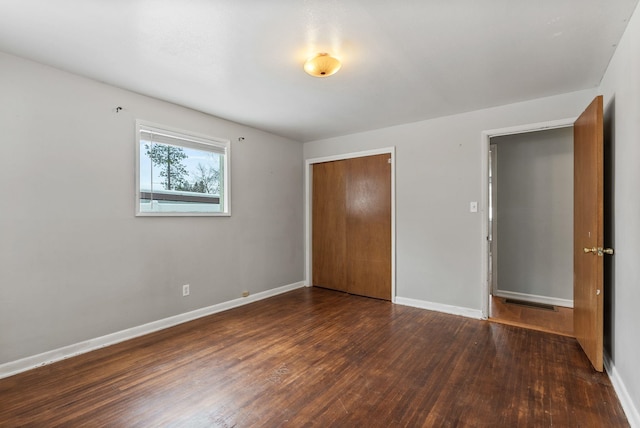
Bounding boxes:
[574,95,612,372]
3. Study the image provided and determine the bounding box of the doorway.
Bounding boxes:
[304,148,396,301]
[484,97,607,371]
[482,120,575,336]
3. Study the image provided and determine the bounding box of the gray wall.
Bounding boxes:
[0,52,304,364]
[492,127,573,302]
[599,1,640,420]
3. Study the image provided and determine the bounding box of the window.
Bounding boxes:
[136,121,230,216]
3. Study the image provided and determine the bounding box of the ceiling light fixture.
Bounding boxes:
[303,53,341,77]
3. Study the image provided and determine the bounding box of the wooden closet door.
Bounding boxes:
[312,160,347,292]
[312,154,392,300]
[346,154,392,300]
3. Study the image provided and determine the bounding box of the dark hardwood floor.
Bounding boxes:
[0,287,628,427]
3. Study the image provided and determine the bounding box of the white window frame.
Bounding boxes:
[135,120,231,217]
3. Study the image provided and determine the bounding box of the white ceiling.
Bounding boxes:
[0,0,637,142]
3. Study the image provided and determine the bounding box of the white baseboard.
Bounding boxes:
[395,296,483,319]
[493,289,573,308]
[0,281,305,380]
[605,352,640,428]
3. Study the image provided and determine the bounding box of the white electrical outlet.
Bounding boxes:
[182,284,190,296]
[470,201,478,213]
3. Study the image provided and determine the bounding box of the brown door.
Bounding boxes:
[312,154,392,300]
[312,160,347,292]
[346,155,392,300]
[574,95,605,372]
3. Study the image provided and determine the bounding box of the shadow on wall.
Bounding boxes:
[603,95,616,359]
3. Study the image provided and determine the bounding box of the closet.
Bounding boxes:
[312,153,391,300]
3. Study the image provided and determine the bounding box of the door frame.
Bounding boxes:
[489,143,498,296]
[480,119,575,319]
[305,147,396,301]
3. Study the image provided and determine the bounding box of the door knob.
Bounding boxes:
[583,247,615,256]
[596,247,614,256]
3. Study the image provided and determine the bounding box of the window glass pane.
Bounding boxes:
[136,122,229,216]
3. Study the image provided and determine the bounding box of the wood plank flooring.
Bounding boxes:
[490,295,574,337]
[0,288,628,427]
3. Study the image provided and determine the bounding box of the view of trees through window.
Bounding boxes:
[137,122,229,216]
[140,143,222,196]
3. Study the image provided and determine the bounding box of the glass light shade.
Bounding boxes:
[303,53,341,77]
